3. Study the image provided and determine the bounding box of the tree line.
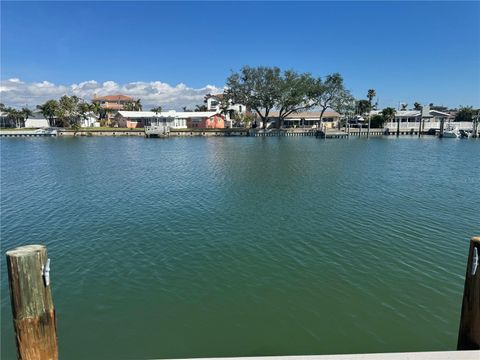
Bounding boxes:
[217,66,405,129]
[1,67,478,129]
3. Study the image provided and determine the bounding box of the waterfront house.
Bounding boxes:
[181,111,225,129]
[92,94,138,122]
[115,110,224,129]
[0,112,12,128]
[260,111,341,129]
[115,111,188,129]
[24,113,50,128]
[205,94,245,128]
[80,112,100,128]
[382,107,452,131]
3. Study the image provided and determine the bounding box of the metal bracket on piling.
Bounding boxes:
[472,247,479,276]
[42,258,51,286]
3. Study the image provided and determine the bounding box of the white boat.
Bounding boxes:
[442,125,460,138]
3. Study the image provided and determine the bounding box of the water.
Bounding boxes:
[1,136,479,359]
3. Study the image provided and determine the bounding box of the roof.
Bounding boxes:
[92,94,134,101]
[175,111,220,118]
[209,94,224,100]
[394,111,420,117]
[117,111,167,118]
[265,111,340,119]
[117,110,221,119]
[430,110,450,117]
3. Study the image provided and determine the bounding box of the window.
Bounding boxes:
[239,106,242,112]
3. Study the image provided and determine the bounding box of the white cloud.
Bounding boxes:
[0,78,223,110]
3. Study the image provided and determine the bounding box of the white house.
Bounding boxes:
[205,94,246,128]
[24,112,50,128]
[80,112,100,128]
[381,106,452,131]
[115,111,188,129]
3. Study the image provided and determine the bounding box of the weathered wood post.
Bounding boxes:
[439,118,445,138]
[6,244,58,360]
[367,116,371,138]
[457,236,480,350]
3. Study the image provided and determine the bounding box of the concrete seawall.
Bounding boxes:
[58,130,145,137]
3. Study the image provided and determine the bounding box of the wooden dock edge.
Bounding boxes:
[152,351,480,360]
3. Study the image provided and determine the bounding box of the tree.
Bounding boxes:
[37,100,59,127]
[195,104,208,112]
[203,93,211,104]
[21,107,33,122]
[57,95,81,128]
[455,106,475,122]
[413,102,422,110]
[134,99,142,111]
[275,70,318,128]
[77,102,92,127]
[151,106,163,115]
[225,66,282,129]
[123,101,136,111]
[381,107,396,122]
[314,73,350,128]
[91,101,106,120]
[382,107,397,133]
[365,89,377,132]
[370,114,385,128]
[401,103,408,111]
[182,106,192,112]
[233,112,255,128]
[4,107,24,128]
[367,89,376,106]
[356,100,371,116]
[331,92,356,128]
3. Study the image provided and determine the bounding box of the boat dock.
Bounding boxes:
[0,129,57,137]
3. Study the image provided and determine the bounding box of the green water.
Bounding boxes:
[1,136,479,359]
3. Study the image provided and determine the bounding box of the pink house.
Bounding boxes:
[184,112,225,129]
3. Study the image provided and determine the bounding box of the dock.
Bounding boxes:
[161,351,479,360]
[0,129,57,137]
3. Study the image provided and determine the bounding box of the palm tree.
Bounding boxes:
[123,101,135,111]
[413,102,422,111]
[91,101,105,119]
[21,107,33,123]
[195,104,208,112]
[401,103,408,111]
[366,90,376,135]
[151,106,162,115]
[37,100,59,127]
[356,100,371,116]
[382,107,397,135]
[134,99,142,111]
[367,89,376,105]
[5,107,24,128]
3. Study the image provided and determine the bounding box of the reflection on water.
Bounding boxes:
[1,136,479,359]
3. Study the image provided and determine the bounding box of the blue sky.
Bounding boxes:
[1,1,479,109]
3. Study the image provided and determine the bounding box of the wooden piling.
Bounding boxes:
[6,244,58,360]
[457,236,480,350]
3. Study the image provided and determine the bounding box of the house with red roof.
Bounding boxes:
[92,94,138,122]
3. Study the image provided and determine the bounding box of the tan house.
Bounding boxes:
[261,111,341,129]
[92,94,137,121]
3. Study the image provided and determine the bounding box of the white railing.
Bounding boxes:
[384,121,473,131]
